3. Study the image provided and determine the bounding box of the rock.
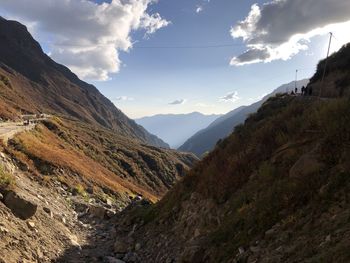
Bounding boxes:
[325,234,331,242]
[27,221,36,230]
[250,246,261,253]
[265,228,275,236]
[0,226,9,234]
[238,246,245,255]
[194,228,200,238]
[106,210,116,219]
[106,198,113,206]
[105,257,125,263]
[289,152,325,179]
[89,205,106,219]
[123,252,137,262]
[3,191,37,220]
[114,240,129,253]
[135,243,141,251]
[42,206,53,217]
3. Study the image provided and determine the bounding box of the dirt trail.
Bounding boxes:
[0,122,34,143]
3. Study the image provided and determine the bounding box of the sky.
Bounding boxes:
[1,0,350,118]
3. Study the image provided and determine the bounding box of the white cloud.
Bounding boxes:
[230,0,350,66]
[219,91,240,103]
[169,99,187,105]
[114,96,134,101]
[196,6,203,14]
[0,0,170,81]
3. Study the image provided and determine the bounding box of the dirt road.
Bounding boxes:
[0,122,34,143]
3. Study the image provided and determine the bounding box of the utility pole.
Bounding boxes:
[295,69,298,92]
[319,32,333,97]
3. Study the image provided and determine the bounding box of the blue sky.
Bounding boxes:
[1,0,350,118]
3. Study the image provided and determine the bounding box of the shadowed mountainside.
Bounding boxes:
[110,44,350,262]
[0,17,168,148]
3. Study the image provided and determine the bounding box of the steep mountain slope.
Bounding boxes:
[110,44,350,262]
[179,79,309,157]
[0,17,198,202]
[135,112,221,148]
[0,17,168,148]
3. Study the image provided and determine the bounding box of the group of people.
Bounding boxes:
[290,86,313,96]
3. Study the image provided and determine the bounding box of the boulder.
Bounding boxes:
[289,153,325,179]
[89,205,106,219]
[3,191,37,220]
[114,240,129,253]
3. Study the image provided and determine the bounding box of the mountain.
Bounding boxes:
[111,44,350,262]
[179,79,310,157]
[0,17,168,149]
[0,17,197,202]
[135,112,221,148]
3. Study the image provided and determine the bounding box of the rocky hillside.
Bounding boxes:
[179,79,309,157]
[0,17,168,148]
[0,17,198,262]
[108,45,350,262]
[0,17,198,212]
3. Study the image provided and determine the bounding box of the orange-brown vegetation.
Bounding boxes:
[5,117,196,202]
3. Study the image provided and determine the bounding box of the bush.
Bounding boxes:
[74,184,87,197]
[0,164,15,190]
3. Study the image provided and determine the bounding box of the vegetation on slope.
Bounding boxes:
[0,17,168,148]
[115,44,350,262]
[4,117,197,203]
[119,94,350,262]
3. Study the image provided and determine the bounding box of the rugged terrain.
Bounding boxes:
[0,18,198,262]
[107,44,350,262]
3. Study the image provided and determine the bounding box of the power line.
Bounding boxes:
[44,41,246,49]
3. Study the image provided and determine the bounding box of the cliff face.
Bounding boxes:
[0,17,168,148]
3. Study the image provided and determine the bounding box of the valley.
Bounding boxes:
[0,3,350,263]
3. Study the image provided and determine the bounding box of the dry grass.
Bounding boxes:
[0,164,15,191]
[10,124,159,202]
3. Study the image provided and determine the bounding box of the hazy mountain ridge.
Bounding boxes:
[135,112,221,148]
[179,79,310,157]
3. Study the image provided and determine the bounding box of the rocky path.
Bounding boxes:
[0,151,121,263]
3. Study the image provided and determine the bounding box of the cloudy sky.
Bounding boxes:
[1,0,350,118]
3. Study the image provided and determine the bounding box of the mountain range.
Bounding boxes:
[179,79,310,157]
[0,17,169,149]
[135,112,221,148]
[0,17,197,202]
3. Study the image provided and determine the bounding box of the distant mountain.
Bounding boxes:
[135,112,221,148]
[0,17,168,148]
[178,79,309,156]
